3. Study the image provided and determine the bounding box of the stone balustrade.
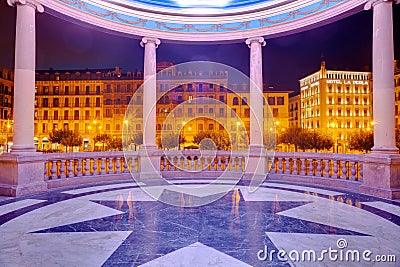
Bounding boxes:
[269,152,363,181]
[44,151,139,180]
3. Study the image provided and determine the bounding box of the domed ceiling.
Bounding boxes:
[41,0,367,42]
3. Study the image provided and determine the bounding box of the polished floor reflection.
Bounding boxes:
[0,180,399,266]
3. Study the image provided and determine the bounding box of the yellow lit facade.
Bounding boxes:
[298,61,373,153]
[0,69,14,152]
[32,63,291,151]
[394,60,400,128]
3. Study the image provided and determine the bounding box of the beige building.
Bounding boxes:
[0,69,14,152]
[289,94,300,127]
[298,61,373,153]
[394,60,400,128]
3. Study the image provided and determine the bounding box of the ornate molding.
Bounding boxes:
[140,37,161,48]
[364,0,397,10]
[7,0,44,12]
[245,37,266,48]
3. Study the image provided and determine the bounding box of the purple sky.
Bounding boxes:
[0,2,399,94]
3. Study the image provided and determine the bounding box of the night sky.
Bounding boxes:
[0,2,399,94]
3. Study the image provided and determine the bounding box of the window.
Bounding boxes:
[96,98,100,107]
[53,98,59,107]
[231,108,236,117]
[245,108,250,117]
[328,97,332,105]
[209,108,214,114]
[268,97,275,105]
[54,86,59,95]
[273,108,278,117]
[329,109,333,116]
[198,108,203,114]
[338,109,342,116]
[85,98,90,107]
[75,98,80,107]
[219,108,225,116]
[346,97,350,104]
[85,110,90,120]
[136,124,141,131]
[177,96,183,102]
[106,85,111,93]
[198,124,203,131]
[86,86,90,94]
[64,98,69,107]
[126,96,131,104]
[65,86,69,95]
[64,110,68,120]
[219,124,224,130]
[96,86,101,94]
[208,124,214,130]
[75,86,80,95]
[42,123,47,133]
[364,97,368,104]
[242,97,248,105]
[74,110,79,120]
[43,86,49,94]
[54,110,58,120]
[136,96,141,103]
[347,110,351,116]
[95,110,100,119]
[106,124,110,131]
[188,108,193,115]
[355,97,359,104]
[219,95,225,103]
[364,109,368,116]
[43,98,48,107]
[43,111,48,120]
[232,97,239,105]
[277,97,284,105]
[338,97,342,104]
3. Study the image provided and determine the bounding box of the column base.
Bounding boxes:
[138,146,162,180]
[371,146,399,154]
[360,153,400,199]
[10,145,37,154]
[244,145,266,179]
[0,152,47,197]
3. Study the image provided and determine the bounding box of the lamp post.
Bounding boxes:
[328,119,338,153]
[6,123,11,153]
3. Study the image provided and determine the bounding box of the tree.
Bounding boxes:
[348,130,374,153]
[279,127,306,152]
[49,129,83,152]
[193,130,231,150]
[107,137,122,151]
[157,133,180,149]
[308,129,334,152]
[94,134,112,151]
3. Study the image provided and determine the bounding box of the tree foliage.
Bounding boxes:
[94,134,122,151]
[193,130,231,150]
[348,130,374,153]
[94,134,111,151]
[279,127,333,152]
[49,129,82,152]
[157,133,180,149]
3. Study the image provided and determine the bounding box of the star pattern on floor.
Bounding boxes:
[31,188,368,266]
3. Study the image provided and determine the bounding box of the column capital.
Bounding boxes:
[364,0,398,10]
[245,37,266,48]
[7,0,44,12]
[140,37,161,48]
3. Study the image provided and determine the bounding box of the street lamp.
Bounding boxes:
[6,123,11,152]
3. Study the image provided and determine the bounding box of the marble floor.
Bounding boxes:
[0,179,399,266]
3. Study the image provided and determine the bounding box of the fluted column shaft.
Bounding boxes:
[246,37,266,149]
[140,37,160,148]
[8,0,43,153]
[366,0,399,153]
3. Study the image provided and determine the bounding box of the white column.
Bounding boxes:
[8,0,43,153]
[140,37,160,148]
[246,37,266,149]
[365,0,399,153]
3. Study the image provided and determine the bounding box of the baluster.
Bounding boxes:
[218,157,222,171]
[67,160,74,177]
[316,160,322,177]
[332,160,339,178]
[307,159,314,176]
[44,162,48,180]
[182,157,187,171]
[300,158,306,175]
[293,159,298,175]
[239,157,243,172]
[342,161,348,179]
[50,160,57,179]
[93,158,98,175]
[285,158,291,174]
[60,160,66,178]
[100,158,106,174]
[130,157,136,173]
[122,158,128,173]
[324,159,330,178]
[108,157,114,174]
[116,157,121,174]
[359,162,363,181]
[277,158,283,174]
[270,158,275,173]
[191,158,195,171]
[197,157,202,170]
[163,157,167,171]
[350,161,357,180]
[76,159,82,177]
[84,158,90,176]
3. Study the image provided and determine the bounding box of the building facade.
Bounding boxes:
[394,60,400,128]
[33,63,291,151]
[0,69,14,152]
[298,61,373,153]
